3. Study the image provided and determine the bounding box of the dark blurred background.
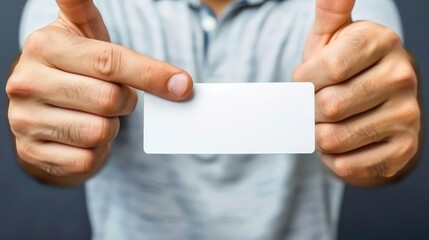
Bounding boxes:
[1,1,428,239]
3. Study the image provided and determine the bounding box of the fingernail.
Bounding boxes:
[167,73,188,97]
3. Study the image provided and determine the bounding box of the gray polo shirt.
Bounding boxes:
[20,0,402,239]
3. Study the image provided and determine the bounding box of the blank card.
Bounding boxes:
[144,82,314,154]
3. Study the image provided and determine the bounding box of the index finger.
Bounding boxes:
[27,30,193,100]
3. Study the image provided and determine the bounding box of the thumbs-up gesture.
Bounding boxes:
[6,0,193,185]
[294,0,421,186]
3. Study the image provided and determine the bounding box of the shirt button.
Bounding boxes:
[201,14,217,33]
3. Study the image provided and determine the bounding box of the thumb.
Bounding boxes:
[56,0,109,41]
[303,0,355,61]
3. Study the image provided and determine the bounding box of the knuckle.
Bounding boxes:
[317,88,344,121]
[397,135,418,163]
[16,142,33,163]
[382,28,401,49]
[96,84,122,116]
[399,99,421,127]
[6,73,35,99]
[8,108,31,135]
[23,31,50,57]
[125,88,138,114]
[332,159,355,178]
[86,117,117,146]
[72,150,96,175]
[383,166,399,178]
[316,124,342,153]
[91,46,120,79]
[390,62,417,89]
[320,55,349,83]
[17,141,41,165]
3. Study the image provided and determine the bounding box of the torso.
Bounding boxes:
[85,0,344,239]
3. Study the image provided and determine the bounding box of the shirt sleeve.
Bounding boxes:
[352,0,403,40]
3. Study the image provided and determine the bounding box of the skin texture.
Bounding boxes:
[7,0,193,186]
[293,0,421,187]
[6,0,421,187]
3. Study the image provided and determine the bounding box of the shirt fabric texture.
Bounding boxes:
[20,0,402,239]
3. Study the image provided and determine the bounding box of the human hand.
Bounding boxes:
[293,0,421,186]
[6,0,193,184]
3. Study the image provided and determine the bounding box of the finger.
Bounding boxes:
[321,135,417,179]
[56,0,97,23]
[56,0,109,40]
[316,92,419,154]
[17,139,111,176]
[304,0,355,60]
[22,66,137,117]
[294,22,398,90]
[9,102,119,148]
[314,52,400,123]
[316,109,389,154]
[26,30,193,101]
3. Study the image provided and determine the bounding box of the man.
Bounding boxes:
[6,0,420,239]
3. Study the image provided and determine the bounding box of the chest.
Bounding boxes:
[108,0,314,83]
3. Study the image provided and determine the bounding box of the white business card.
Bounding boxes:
[144,82,315,154]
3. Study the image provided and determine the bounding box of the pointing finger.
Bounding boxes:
[25,30,193,100]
